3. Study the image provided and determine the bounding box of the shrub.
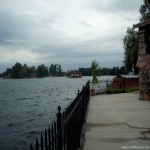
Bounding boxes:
[106,89,112,94]
[112,89,120,94]
[125,89,130,93]
[120,88,125,93]
[105,87,139,94]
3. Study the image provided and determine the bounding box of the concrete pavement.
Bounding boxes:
[83,92,150,150]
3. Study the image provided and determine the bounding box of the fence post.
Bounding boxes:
[45,129,47,149]
[36,138,39,150]
[30,143,33,150]
[57,106,62,150]
[41,133,43,150]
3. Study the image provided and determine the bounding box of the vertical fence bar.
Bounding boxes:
[45,129,47,149]
[48,126,51,150]
[62,111,65,150]
[51,124,54,150]
[54,121,57,150]
[57,106,62,150]
[41,133,44,150]
[36,138,39,150]
[30,143,33,150]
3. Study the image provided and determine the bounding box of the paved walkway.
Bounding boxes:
[83,92,150,150]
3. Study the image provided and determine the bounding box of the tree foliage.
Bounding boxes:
[49,64,62,76]
[2,62,63,78]
[79,67,91,76]
[12,62,23,78]
[91,60,101,89]
[140,0,150,21]
[122,27,139,74]
[37,64,48,77]
[78,66,128,76]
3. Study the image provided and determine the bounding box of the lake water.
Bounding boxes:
[0,76,114,150]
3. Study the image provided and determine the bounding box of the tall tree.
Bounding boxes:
[30,66,36,73]
[122,27,139,74]
[37,64,48,77]
[140,0,150,21]
[58,64,62,76]
[49,64,62,76]
[12,62,23,78]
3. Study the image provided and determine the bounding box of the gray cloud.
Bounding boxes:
[79,21,92,27]
[87,0,143,13]
[0,0,143,73]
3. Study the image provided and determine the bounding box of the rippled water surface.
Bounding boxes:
[0,76,114,150]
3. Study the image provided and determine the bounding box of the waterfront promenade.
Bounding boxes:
[83,91,150,150]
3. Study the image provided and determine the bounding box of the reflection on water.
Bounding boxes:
[0,76,114,150]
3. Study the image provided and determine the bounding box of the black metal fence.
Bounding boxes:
[30,80,90,150]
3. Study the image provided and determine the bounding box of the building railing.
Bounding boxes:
[30,80,90,150]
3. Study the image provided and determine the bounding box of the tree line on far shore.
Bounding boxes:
[0,62,64,78]
[78,66,128,76]
[0,61,129,78]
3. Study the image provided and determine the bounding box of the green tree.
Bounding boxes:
[37,64,48,77]
[22,64,28,77]
[120,66,128,75]
[110,67,116,75]
[140,0,150,21]
[49,64,54,76]
[123,27,139,74]
[91,60,101,89]
[49,64,62,76]
[12,62,23,78]
[58,64,62,76]
[30,66,36,73]
[78,67,91,76]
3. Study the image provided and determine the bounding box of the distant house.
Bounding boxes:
[2,74,12,79]
[30,73,37,78]
[70,71,82,78]
[8,74,12,78]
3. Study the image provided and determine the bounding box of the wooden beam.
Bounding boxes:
[133,19,150,28]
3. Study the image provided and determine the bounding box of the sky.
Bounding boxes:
[0,0,143,73]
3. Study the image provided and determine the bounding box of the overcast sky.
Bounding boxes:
[0,0,143,73]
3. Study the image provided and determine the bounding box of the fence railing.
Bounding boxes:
[30,80,90,150]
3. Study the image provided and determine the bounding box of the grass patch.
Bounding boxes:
[105,87,139,94]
